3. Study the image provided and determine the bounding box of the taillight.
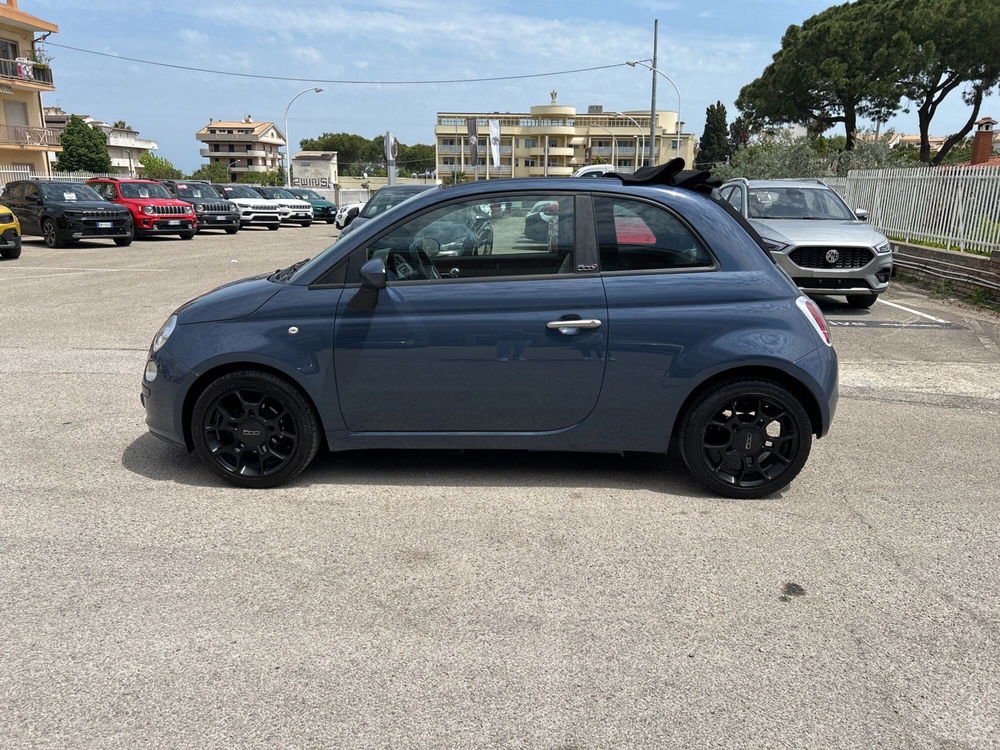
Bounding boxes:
[795,295,832,346]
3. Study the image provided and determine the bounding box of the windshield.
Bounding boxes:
[289,186,442,283]
[40,183,104,202]
[120,182,172,200]
[748,187,855,220]
[259,187,296,199]
[290,189,322,200]
[219,185,264,199]
[361,187,429,218]
[173,183,222,200]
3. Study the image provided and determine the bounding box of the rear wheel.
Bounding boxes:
[191,370,321,488]
[846,293,878,309]
[679,379,812,499]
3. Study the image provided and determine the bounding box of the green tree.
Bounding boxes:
[187,162,230,183]
[736,2,903,150]
[112,120,129,129]
[697,101,731,168]
[55,115,113,173]
[398,143,435,172]
[882,0,1000,164]
[728,114,753,153]
[138,152,182,179]
[237,169,285,186]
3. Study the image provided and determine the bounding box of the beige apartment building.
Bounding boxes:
[195,116,285,181]
[434,92,695,180]
[0,0,59,175]
[44,107,158,176]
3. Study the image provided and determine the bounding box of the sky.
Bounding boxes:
[33,0,999,172]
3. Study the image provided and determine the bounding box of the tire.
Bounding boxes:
[113,237,132,247]
[299,220,312,227]
[191,370,321,488]
[0,243,21,259]
[679,379,812,499]
[41,218,66,249]
[326,219,336,224]
[846,293,878,309]
[225,227,238,235]
[180,231,195,240]
[267,224,280,231]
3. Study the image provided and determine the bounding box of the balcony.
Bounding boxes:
[527,146,574,157]
[0,123,60,148]
[0,57,54,89]
[201,148,271,159]
[198,132,284,145]
[527,165,574,177]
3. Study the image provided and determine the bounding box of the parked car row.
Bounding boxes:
[0,178,338,253]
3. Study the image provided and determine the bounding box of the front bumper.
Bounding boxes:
[0,226,20,247]
[777,246,893,297]
[197,211,240,230]
[142,347,195,449]
[137,218,197,234]
[239,211,281,226]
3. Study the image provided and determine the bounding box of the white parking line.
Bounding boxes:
[0,266,170,272]
[0,271,96,281]
[877,298,949,324]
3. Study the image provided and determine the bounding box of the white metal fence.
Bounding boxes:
[825,165,1000,255]
[0,166,123,186]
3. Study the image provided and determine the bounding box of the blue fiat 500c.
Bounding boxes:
[141,167,838,499]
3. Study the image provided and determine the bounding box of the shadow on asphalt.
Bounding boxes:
[121,431,710,496]
[811,295,875,316]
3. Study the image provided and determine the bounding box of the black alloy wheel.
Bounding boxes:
[42,218,65,248]
[191,371,320,488]
[680,380,812,499]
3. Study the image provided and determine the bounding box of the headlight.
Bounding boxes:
[874,240,891,254]
[0,212,13,223]
[142,205,156,215]
[195,204,205,212]
[151,314,177,353]
[760,237,789,253]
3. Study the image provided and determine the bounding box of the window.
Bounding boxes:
[361,195,575,282]
[747,187,854,220]
[593,196,712,272]
[523,159,537,167]
[523,138,538,148]
[0,38,19,60]
[721,186,743,211]
[3,182,24,199]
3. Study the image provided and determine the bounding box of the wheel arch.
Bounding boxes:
[181,360,324,451]
[670,365,824,440]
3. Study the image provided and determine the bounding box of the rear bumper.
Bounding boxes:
[794,344,838,437]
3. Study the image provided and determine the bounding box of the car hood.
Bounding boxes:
[307,200,334,208]
[174,275,282,324]
[274,200,312,209]
[749,218,886,246]
[60,201,129,212]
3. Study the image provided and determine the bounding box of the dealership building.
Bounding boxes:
[434,92,695,180]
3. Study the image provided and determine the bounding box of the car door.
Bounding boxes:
[2,182,26,230]
[21,183,42,234]
[333,192,608,432]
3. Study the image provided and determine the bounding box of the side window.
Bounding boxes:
[593,196,712,272]
[5,183,24,200]
[362,195,575,282]
[22,184,37,201]
[724,187,743,212]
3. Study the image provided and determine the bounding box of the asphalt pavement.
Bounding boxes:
[1,225,998,748]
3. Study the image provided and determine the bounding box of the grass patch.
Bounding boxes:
[887,235,993,257]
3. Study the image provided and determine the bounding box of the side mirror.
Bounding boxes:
[350,258,386,312]
[360,257,387,290]
[854,208,869,221]
[344,206,360,227]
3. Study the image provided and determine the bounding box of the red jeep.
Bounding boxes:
[86,178,198,239]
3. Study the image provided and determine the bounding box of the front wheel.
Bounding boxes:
[42,218,66,249]
[326,218,336,224]
[191,370,321,488]
[113,237,132,247]
[0,243,21,259]
[679,379,812,499]
[267,224,280,231]
[299,220,312,227]
[225,227,238,235]
[846,293,878,309]
[179,231,195,240]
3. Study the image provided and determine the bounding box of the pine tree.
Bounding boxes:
[697,101,731,168]
[54,115,113,173]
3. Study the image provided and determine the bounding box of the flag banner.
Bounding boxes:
[489,119,501,169]
[466,117,479,169]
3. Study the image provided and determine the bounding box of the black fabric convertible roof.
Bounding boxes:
[604,158,720,195]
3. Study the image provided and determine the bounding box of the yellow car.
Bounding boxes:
[0,204,21,259]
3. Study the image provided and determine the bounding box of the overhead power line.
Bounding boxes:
[44,42,632,85]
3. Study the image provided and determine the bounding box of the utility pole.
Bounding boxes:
[648,19,658,167]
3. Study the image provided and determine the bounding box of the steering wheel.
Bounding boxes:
[404,239,441,280]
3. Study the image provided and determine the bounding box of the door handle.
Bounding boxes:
[547,318,602,332]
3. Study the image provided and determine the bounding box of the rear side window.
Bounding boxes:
[593,196,712,272]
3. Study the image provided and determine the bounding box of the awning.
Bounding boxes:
[568,136,587,145]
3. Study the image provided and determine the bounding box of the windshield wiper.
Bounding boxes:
[272,258,311,283]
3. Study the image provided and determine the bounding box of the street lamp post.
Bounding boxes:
[626,60,682,164]
[283,87,323,188]
[590,122,618,172]
[614,112,646,173]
